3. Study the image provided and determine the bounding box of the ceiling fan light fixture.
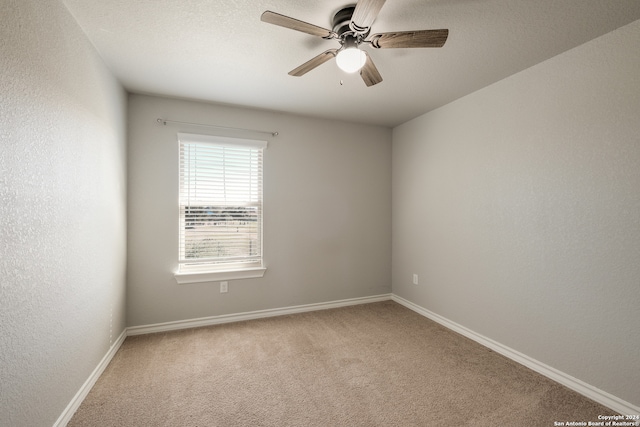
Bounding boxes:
[336,47,366,73]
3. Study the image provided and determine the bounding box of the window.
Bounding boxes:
[175,133,267,284]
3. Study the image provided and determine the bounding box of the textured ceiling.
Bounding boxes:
[62,0,640,127]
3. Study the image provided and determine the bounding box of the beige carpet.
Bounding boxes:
[69,301,615,426]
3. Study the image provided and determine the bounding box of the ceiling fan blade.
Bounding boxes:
[360,52,383,87]
[289,49,338,77]
[261,11,336,39]
[370,29,449,48]
[351,0,387,33]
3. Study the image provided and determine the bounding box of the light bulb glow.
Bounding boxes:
[336,48,366,73]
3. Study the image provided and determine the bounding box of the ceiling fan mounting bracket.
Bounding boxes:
[369,34,383,49]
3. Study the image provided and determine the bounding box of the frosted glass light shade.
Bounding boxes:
[336,48,366,73]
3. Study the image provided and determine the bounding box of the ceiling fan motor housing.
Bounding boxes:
[332,6,370,39]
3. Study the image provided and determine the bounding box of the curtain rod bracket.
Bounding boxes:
[156,118,278,137]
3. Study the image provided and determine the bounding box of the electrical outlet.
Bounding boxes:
[413,274,419,285]
[220,281,228,293]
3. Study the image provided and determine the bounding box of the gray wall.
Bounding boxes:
[2,0,636,422]
[392,20,640,407]
[0,1,127,426]
[126,94,392,326]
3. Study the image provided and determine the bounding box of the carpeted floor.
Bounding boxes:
[68,301,616,426]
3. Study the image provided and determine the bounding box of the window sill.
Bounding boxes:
[174,266,266,284]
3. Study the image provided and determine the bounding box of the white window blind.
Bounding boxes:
[178,133,266,272]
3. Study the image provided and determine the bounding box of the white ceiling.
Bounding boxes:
[62,0,640,127]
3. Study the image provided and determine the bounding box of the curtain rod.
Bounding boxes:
[156,118,278,137]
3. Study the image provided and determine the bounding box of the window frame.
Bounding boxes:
[174,132,267,284]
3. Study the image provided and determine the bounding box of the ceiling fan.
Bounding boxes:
[261,0,449,87]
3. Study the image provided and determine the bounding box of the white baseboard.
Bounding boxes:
[54,329,127,427]
[56,294,392,426]
[127,293,393,336]
[391,294,640,415]
[59,292,636,427]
